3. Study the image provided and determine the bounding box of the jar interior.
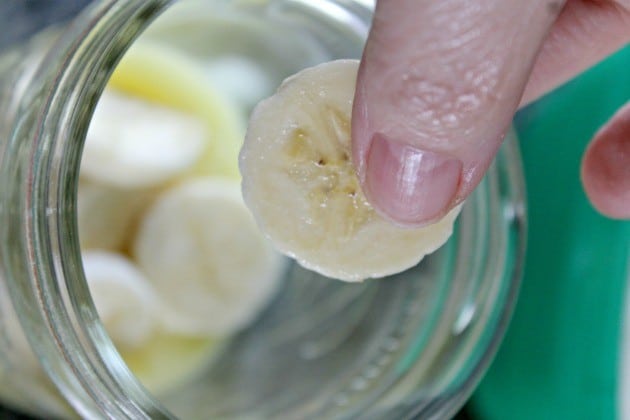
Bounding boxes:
[2,1,525,419]
[81,2,523,418]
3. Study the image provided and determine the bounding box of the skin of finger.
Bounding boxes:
[581,101,630,219]
[520,0,630,106]
[352,0,565,206]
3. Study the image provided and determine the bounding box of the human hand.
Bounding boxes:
[352,0,630,225]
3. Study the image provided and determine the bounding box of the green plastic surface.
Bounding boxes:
[470,45,630,420]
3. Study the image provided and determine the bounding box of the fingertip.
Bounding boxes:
[581,103,630,219]
[350,0,558,227]
[363,133,463,227]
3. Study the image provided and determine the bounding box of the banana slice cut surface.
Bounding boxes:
[240,59,461,282]
[83,89,206,188]
[133,178,285,335]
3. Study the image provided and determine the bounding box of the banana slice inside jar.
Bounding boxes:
[106,40,246,180]
[77,41,280,393]
[132,178,285,336]
[239,59,462,282]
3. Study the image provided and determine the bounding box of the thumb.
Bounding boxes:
[581,102,630,219]
[352,0,564,226]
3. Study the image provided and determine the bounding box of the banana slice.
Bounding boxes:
[108,40,246,179]
[133,178,285,336]
[82,89,206,188]
[77,178,154,251]
[239,59,462,282]
[82,250,159,350]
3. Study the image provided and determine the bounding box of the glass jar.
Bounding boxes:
[0,1,526,418]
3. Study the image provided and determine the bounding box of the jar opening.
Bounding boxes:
[0,1,525,419]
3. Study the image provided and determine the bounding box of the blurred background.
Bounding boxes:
[1,1,628,419]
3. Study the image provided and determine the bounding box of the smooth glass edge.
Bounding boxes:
[52,1,175,417]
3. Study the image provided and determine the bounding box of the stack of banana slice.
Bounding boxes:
[79,41,285,394]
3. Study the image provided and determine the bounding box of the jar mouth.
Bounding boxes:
[1,1,526,418]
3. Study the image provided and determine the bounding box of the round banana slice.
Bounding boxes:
[239,59,462,282]
[77,178,155,251]
[82,250,159,350]
[82,89,206,188]
[133,178,285,336]
[108,40,246,179]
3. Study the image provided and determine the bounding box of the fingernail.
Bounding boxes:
[365,133,462,226]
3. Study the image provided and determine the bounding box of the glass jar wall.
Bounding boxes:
[0,1,526,418]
